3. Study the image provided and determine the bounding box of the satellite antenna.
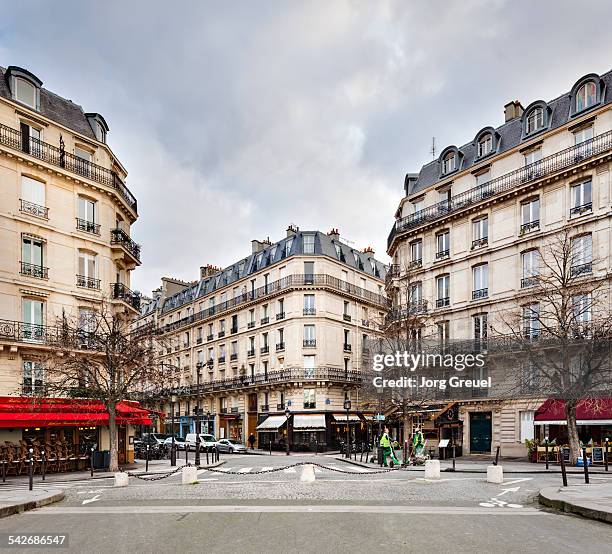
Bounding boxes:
[430,137,436,158]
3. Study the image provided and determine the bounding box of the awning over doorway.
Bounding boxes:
[534,398,612,425]
[256,415,287,431]
[0,396,152,428]
[293,414,326,431]
[332,413,362,423]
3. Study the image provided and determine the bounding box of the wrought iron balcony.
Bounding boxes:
[247,349,255,357]
[207,334,214,341]
[303,308,316,316]
[409,259,423,269]
[435,249,450,260]
[343,314,351,322]
[276,312,285,320]
[436,297,450,308]
[520,220,540,234]
[0,122,137,213]
[303,339,316,348]
[385,264,400,283]
[521,276,539,288]
[247,321,256,329]
[277,403,285,410]
[110,282,140,310]
[231,327,238,334]
[76,218,100,235]
[20,262,48,279]
[570,203,592,217]
[218,331,225,338]
[303,402,316,409]
[260,316,270,325]
[218,356,226,364]
[196,337,203,344]
[343,343,352,352]
[472,288,489,300]
[19,199,48,219]
[385,301,428,323]
[471,237,488,249]
[276,342,285,351]
[0,319,102,350]
[260,345,269,354]
[219,407,228,414]
[76,274,100,290]
[230,353,238,361]
[110,228,141,263]
[388,129,612,250]
[571,262,592,277]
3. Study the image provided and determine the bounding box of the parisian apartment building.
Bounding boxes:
[386,70,612,457]
[135,227,388,450]
[0,65,148,463]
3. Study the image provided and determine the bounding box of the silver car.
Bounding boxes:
[216,439,247,453]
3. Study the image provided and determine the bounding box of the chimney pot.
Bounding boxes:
[504,100,524,122]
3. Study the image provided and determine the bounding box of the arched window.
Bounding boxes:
[478,134,493,157]
[525,107,544,134]
[442,151,456,174]
[575,81,597,112]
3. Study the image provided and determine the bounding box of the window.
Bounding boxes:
[476,171,491,187]
[303,355,315,379]
[334,243,345,261]
[14,77,37,109]
[284,237,294,257]
[571,235,592,275]
[473,313,488,342]
[436,275,450,307]
[574,126,593,145]
[22,298,44,340]
[575,82,597,112]
[524,148,542,166]
[436,231,450,259]
[303,234,315,254]
[407,240,422,266]
[573,294,591,324]
[410,282,422,305]
[523,304,540,339]
[304,261,314,284]
[439,188,451,205]
[525,108,544,134]
[77,251,98,289]
[303,294,315,315]
[478,134,493,157]
[304,324,315,345]
[277,328,284,348]
[303,388,316,409]
[472,264,488,299]
[442,152,456,174]
[570,180,592,215]
[437,321,450,346]
[23,361,44,394]
[520,198,540,232]
[21,236,45,278]
[20,176,46,214]
[521,250,540,287]
[343,301,350,319]
[472,217,488,248]
[77,196,98,234]
[412,198,424,213]
[519,411,535,441]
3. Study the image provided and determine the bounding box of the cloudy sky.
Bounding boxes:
[2,1,612,294]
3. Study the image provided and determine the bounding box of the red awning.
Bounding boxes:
[0,396,152,428]
[534,398,612,424]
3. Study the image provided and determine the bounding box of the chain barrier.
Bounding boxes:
[127,465,186,481]
[196,461,399,476]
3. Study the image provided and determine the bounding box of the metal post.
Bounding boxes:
[146,444,150,473]
[559,447,568,487]
[285,409,291,456]
[2,454,6,482]
[269,439,272,456]
[206,447,209,465]
[185,442,189,464]
[582,447,590,484]
[345,410,350,459]
[28,448,33,491]
[90,447,94,477]
[170,400,176,467]
[451,429,456,472]
[195,373,201,467]
[545,440,549,470]
[605,438,609,472]
[494,445,500,466]
[41,449,46,481]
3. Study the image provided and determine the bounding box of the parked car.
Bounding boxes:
[216,439,247,453]
[184,433,218,451]
[163,436,187,451]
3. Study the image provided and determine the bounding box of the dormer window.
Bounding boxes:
[15,78,37,108]
[478,134,493,157]
[85,113,109,144]
[575,81,597,112]
[525,107,544,134]
[442,152,456,174]
[6,66,42,111]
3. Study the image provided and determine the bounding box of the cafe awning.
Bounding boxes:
[293,414,326,431]
[534,398,612,425]
[332,413,362,423]
[256,415,287,431]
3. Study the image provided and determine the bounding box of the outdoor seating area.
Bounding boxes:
[534,444,610,464]
[0,439,90,477]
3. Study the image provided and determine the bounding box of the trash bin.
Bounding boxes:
[93,450,110,469]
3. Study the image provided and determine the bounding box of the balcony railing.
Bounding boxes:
[207,334,214,341]
[110,228,141,263]
[436,297,450,308]
[218,356,226,364]
[260,317,270,325]
[247,349,255,357]
[388,129,612,249]
[110,282,140,310]
[218,331,225,338]
[0,319,103,350]
[160,273,388,335]
[435,249,450,260]
[76,274,100,290]
[231,327,238,334]
[19,199,48,219]
[76,218,100,235]
[409,259,423,269]
[471,237,488,249]
[276,312,285,320]
[277,403,285,410]
[472,288,489,300]
[260,404,269,412]
[0,123,137,213]
[230,353,238,361]
[248,321,256,329]
[385,264,400,283]
[20,262,48,279]
[571,262,593,277]
[520,220,540,234]
[343,314,351,322]
[385,301,429,323]
[303,308,316,316]
[260,346,269,354]
[304,402,316,409]
[303,339,316,348]
[276,342,285,351]
[570,203,592,216]
[343,343,352,352]
[521,276,539,288]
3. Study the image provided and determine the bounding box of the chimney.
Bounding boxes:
[286,224,299,237]
[327,228,340,241]
[251,239,265,254]
[504,100,524,122]
[363,246,375,255]
[200,264,219,279]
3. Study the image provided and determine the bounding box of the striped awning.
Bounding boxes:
[332,413,362,423]
[293,414,326,431]
[256,415,287,431]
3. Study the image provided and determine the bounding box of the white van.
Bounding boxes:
[184,433,217,451]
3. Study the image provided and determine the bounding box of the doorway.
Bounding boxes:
[469,412,492,453]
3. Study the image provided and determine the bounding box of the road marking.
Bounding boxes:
[30,504,547,515]
[502,478,532,486]
[82,494,101,505]
[237,468,252,473]
[76,490,104,494]
[496,487,520,497]
[479,498,524,509]
[283,468,296,473]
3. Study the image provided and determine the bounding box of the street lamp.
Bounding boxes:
[344,398,352,458]
[194,372,201,466]
[170,394,178,466]
[285,407,291,456]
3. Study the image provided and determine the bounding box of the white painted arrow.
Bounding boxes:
[502,478,532,486]
[496,487,520,497]
[82,495,101,505]
[77,490,103,495]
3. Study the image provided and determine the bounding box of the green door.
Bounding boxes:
[469,412,492,453]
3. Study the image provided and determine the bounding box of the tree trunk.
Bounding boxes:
[403,412,412,455]
[108,402,119,472]
[565,400,581,465]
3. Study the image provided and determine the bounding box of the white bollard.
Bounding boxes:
[424,459,440,480]
[182,466,198,485]
[114,472,129,487]
[487,464,504,484]
[300,464,316,483]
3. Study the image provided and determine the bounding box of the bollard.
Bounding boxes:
[114,472,129,487]
[90,447,94,477]
[41,449,46,482]
[145,445,150,473]
[545,441,549,470]
[185,444,189,464]
[28,448,33,491]
[486,464,504,484]
[269,440,272,456]
[424,459,440,480]
[582,447,589,484]
[206,447,209,465]
[2,456,6,482]
[605,438,609,472]
[559,447,568,487]
[451,439,456,472]
[300,464,316,483]
[493,445,501,466]
[181,466,198,485]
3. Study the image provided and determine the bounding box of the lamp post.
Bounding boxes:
[194,372,201,466]
[170,394,177,466]
[344,399,352,458]
[285,408,291,455]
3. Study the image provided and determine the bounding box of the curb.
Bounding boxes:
[539,486,612,524]
[0,490,65,519]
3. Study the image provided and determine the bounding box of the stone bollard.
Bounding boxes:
[300,464,316,483]
[114,472,129,487]
[424,459,440,480]
[487,464,504,484]
[182,466,198,485]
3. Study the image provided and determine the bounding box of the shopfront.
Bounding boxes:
[256,414,288,450]
[330,413,365,449]
[291,414,326,451]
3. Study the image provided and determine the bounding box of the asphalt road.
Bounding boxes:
[2,454,611,554]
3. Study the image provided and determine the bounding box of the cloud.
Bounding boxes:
[2,0,612,294]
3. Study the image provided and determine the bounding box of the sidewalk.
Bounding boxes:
[0,488,64,518]
[539,484,612,524]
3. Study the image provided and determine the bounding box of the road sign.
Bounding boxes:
[374,414,385,421]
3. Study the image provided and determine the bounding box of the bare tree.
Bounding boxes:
[493,229,612,463]
[39,302,169,472]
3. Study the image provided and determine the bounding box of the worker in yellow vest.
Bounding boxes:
[379,426,399,467]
